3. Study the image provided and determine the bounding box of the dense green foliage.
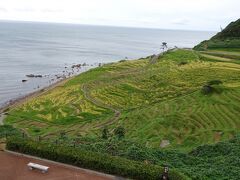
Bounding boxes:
[7,134,240,179]
[6,137,188,180]
[45,135,240,179]
[0,125,21,138]
[213,19,240,39]
[194,18,240,50]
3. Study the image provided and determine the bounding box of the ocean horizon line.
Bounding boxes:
[0,19,216,33]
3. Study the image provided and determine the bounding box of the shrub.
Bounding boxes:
[178,61,188,66]
[207,80,223,85]
[102,127,109,139]
[201,80,223,95]
[6,137,188,180]
[201,85,214,95]
[0,125,21,138]
[114,126,125,139]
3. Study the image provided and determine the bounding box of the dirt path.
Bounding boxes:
[0,151,116,180]
[81,84,121,128]
[0,113,6,125]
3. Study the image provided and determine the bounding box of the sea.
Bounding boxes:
[0,21,215,108]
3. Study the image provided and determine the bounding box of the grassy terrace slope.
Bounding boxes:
[5,49,240,151]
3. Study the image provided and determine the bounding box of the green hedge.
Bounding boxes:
[6,137,188,180]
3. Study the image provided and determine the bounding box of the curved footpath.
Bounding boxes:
[81,84,121,128]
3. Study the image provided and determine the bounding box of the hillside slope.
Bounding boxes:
[194,18,240,50]
[5,49,240,151]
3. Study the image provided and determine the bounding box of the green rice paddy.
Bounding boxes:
[5,49,240,151]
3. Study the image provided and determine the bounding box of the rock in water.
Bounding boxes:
[26,74,43,78]
[26,74,35,77]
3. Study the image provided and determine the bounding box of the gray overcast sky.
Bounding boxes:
[0,0,239,31]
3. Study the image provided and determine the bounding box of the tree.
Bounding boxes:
[161,42,168,52]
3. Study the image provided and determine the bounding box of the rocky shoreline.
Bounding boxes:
[0,63,97,123]
[0,77,69,114]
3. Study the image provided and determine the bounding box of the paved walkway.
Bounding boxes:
[0,151,116,180]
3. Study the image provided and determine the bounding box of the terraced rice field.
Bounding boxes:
[199,49,240,64]
[5,49,240,151]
